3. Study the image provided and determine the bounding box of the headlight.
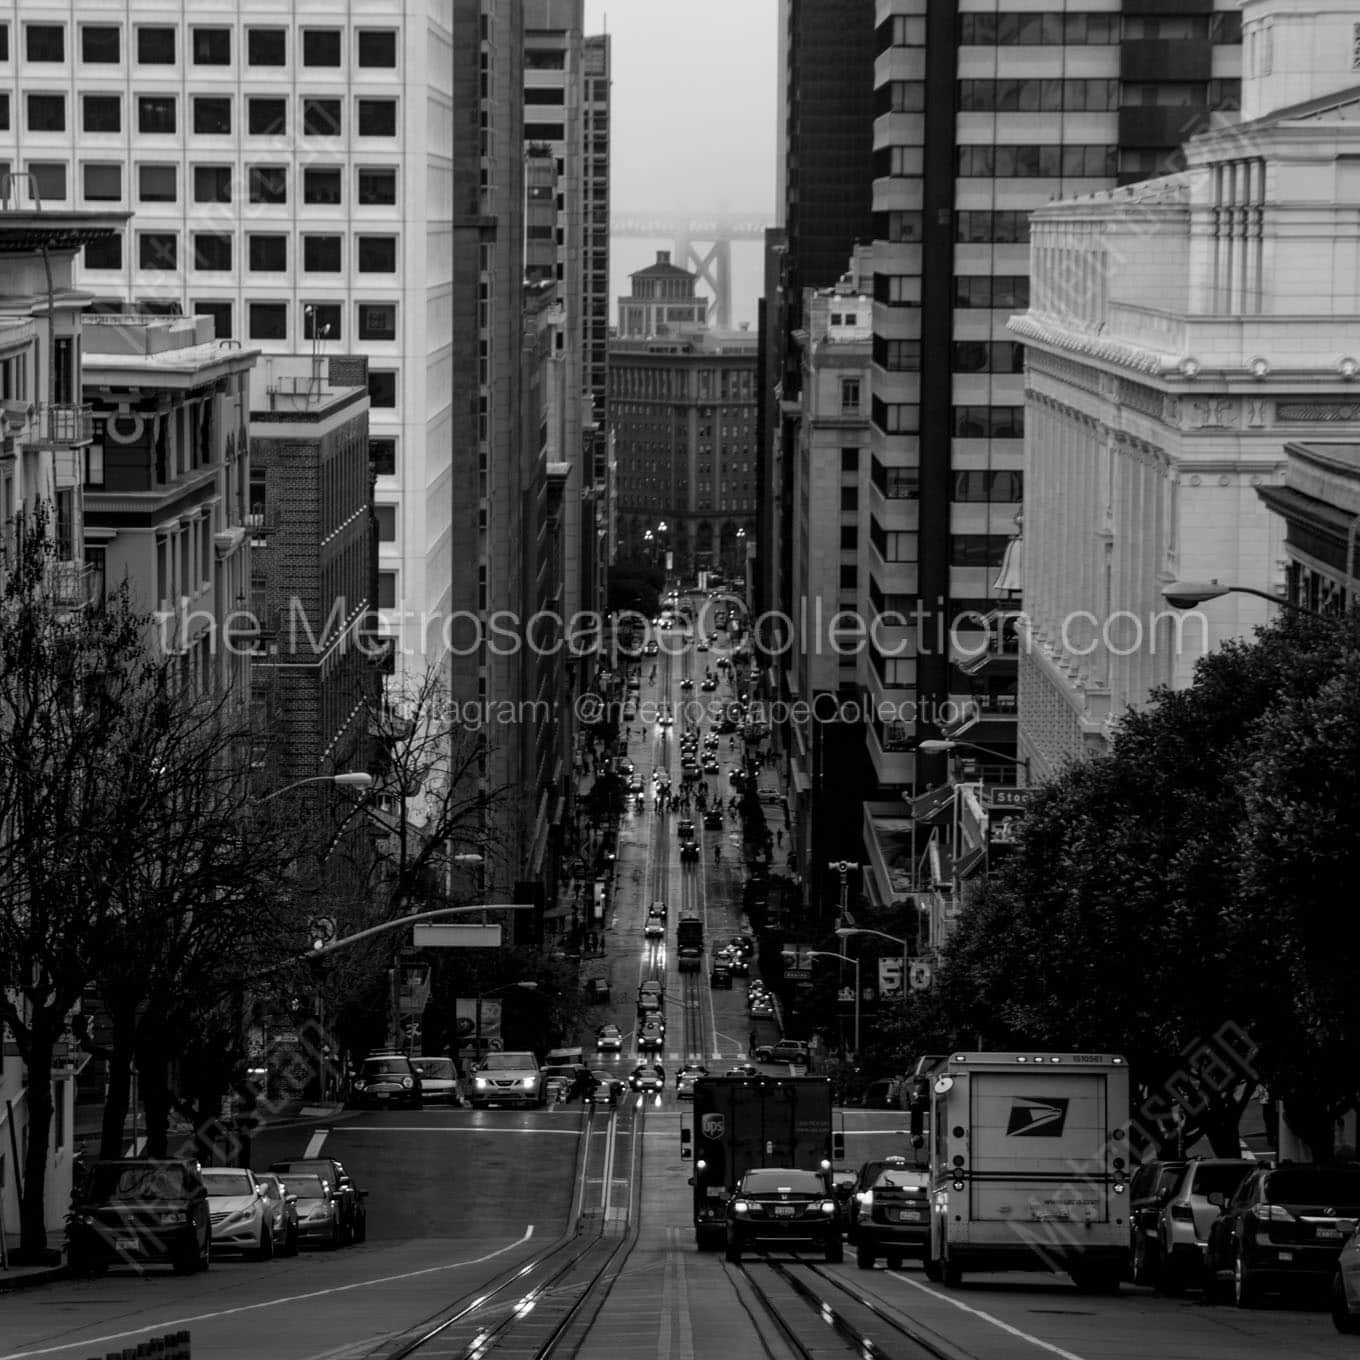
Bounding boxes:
[857,1192,872,1208]
[353,1080,366,1090]
[819,1201,837,1214]
[401,1077,414,1089]
[475,1078,488,1088]
[732,1201,750,1215]
[522,1077,537,1088]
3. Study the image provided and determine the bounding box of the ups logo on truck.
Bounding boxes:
[1006,1097,1070,1137]
[701,1114,725,1140]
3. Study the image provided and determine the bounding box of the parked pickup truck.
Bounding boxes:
[755,1040,812,1067]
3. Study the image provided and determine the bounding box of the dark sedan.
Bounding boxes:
[268,1157,367,1245]
[725,1167,843,1263]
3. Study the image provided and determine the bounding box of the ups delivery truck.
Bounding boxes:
[681,1075,837,1249]
[917,1051,1131,1292]
[676,915,704,972]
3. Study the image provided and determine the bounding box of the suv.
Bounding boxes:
[1128,1159,1186,1286]
[725,1167,842,1264]
[268,1157,367,1244]
[850,1156,931,1269]
[1207,1164,1360,1307]
[350,1053,423,1110]
[754,1039,811,1067]
[68,1159,211,1276]
[1155,1159,1254,1293]
[468,1051,546,1108]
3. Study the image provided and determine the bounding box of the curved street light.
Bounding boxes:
[917,739,1029,784]
[807,949,860,1055]
[1160,580,1326,618]
[256,771,373,805]
[835,926,909,1008]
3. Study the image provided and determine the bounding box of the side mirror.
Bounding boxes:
[285,1195,298,1205]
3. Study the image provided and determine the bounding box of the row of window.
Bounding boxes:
[862,458,1022,504]
[90,229,397,277]
[958,144,1118,178]
[851,405,1026,441]
[4,22,396,69]
[0,92,392,138]
[957,78,1239,114]
[870,525,1009,569]
[11,161,399,208]
[955,11,1240,46]
[955,275,1029,310]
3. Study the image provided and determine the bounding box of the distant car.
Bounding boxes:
[680,677,694,690]
[750,999,775,1018]
[1154,1158,1254,1293]
[585,977,612,1004]
[281,1173,345,1250]
[201,1167,276,1260]
[468,1051,546,1109]
[649,899,668,921]
[710,962,733,988]
[645,917,664,938]
[681,842,700,863]
[585,1070,626,1108]
[410,1057,462,1106]
[543,1063,589,1101]
[725,952,749,976]
[727,1063,759,1078]
[1206,1164,1360,1306]
[849,1158,930,1268]
[676,1064,708,1099]
[677,819,696,841]
[628,775,645,794]
[630,1065,665,1093]
[638,1023,665,1051]
[67,1159,211,1276]
[267,1157,367,1244]
[351,1053,423,1110]
[700,678,717,692]
[643,641,659,656]
[755,1040,810,1067]
[659,710,673,727]
[596,1023,623,1052]
[726,1167,843,1263]
[254,1173,300,1257]
[696,640,709,652]
[703,810,723,829]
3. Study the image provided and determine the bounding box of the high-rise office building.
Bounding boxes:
[0,2,457,674]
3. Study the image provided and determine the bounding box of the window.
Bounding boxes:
[357,235,397,272]
[247,28,285,65]
[870,520,916,563]
[840,447,859,472]
[303,167,341,204]
[137,27,175,64]
[0,96,8,133]
[954,210,1031,244]
[375,505,396,541]
[28,162,67,201]
[248,303,287,339]
[951,405,1025,438]
[138,164,176,202]
[873,337,921,371]
[248,98,286,136]
[370,438,396,476]
[840,486,859,512]
[26,24,65,62]
[81,26,120,63]
[952,340,1025,374]
[193,166,232,204]
[357,168,396,205]
[870,398,920,434]
[248,234,286,272]
[839,564,858,590]
[358,30,397,67]
[139,232,178,270]
[84,234,122,270]
[191,28,230,65]
[957,12,1119,44]
[358,303,396,340]
[873,210,923,243]
[358,99,396,136]
[839,524,858,550]
[193,300,232,340]
[27,95,65,132]
[303,98,342,136]
[303,235,342,272]
[193,97,231,136]
[877,13,925,46]
[0,25,7,63]
[193,234,232,271]
[377,571,398,609]
[1210,11,1243,44]
[83,163,121,202]
[950,535,1006,568]
[368,371,396,407]
[873,273,920,307]
[248,166,286,204]
[138,96,176,134]
[872,459,919,499]
[82,95,120,134]
[873,80,926,115]
[953,470,1024,502]
[302,29,342,66]
[303,303,341,340]
[957,78,1120,112]
[840,379,861,413]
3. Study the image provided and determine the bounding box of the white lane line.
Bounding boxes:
[304,1129,329,1157]
[891,1274,1091,1360]
[0,1228,537,1360]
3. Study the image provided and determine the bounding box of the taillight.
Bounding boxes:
[1251,1204,1295,1224]
[1169,1204,1194,1222]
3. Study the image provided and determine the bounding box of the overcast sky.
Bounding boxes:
[584,1,777,219]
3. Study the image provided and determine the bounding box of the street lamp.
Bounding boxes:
[1161,580,1328,619]
[917,739,1029,785]
[255,771,373,804]
[807,949,860,1056]
[827,860,863,928]
[835,927,909,1008]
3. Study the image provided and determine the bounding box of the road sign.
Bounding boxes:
[837,986,855,1003]
[909,961,933,992]
[784,967,811,981]
[412,922,503,948]
[308,915,337,946]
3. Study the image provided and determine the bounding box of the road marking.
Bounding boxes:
[304,1129,329,1157]
[0,1229,537,1360]
[891,1274,1091,1360]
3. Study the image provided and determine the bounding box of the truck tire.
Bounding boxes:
[856,1240,876,1269]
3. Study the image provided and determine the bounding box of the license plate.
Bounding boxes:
[115,1237,138,1252]
[774,1206,796,1217]
[894,1209,925,1222]
[377,1092,390,1099]
[1317,1228,1343,1240]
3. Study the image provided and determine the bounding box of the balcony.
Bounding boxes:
[29,403,94,450]
[49,560,97,609]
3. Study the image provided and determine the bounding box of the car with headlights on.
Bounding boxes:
[268,1157,367,1244]
[585,1070,626,1108]
[848,1158,930,1269]
[645,915,665,939]
[725,1167,843,1263]
[676,1064,708,1100]
[1206,1164,1360,1307]
[254,1173,299,1257]
[410,1056,463,1106]
[468,1051,546,1108]
[630,1063,666,1094]
[350,1053,423,1110]
[67,1159,211,1276]
[595,1023,623,1053]
[638,1020,665,1051]
[283,1174,346,1249]
[201,1167,277,1261]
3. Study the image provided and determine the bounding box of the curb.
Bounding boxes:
[0,1264,68,1293]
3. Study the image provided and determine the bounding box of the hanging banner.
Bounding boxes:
[879,957,905,999]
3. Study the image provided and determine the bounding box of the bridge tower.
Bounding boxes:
[674,227,732,330]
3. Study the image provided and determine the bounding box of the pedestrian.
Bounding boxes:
[776,828,783,847]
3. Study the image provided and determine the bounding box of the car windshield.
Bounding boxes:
[364,1059,410,1076]
[1265,1170,1360,1206]
[412,1059,455,1080]
[1190,1164,1253,1197]
[201,1171,254,1196]
[742,1170,823,1195]
[599,1026,620,1037]
[283,1176,327,1200]
[873,1169,925,1190]
[544,1066,577,1079]
[480,1054,534,1071]
[89,1164,190,1201]
[589,1071,614,1082]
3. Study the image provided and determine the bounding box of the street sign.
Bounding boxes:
[837,986,855,1003]
[784,968,811,981]
[412,922,503,948]
[909,961,933,992]
[308,915,337,945]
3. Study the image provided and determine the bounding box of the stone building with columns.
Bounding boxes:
[1010,0,1360,781]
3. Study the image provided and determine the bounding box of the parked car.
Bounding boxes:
[1333,1226,1360,1332]
[68,1159,211,1276]
[725,1167,843,1264]
[585,977,611,1004]
[282,1173,346,1249]
[254,1173,300,1257]
[468,1051,546,1108]
[350,1053,423,1110]
[1128,1159,1187,1286]
[1206,1164,1360,1307]
[850,1157,931,1269]
[201,1167,277,1261]
[755,1040,810,1067]
[268,1157,367,1244]
[1154,1158,1254,1293]
[410,1056,463,1106]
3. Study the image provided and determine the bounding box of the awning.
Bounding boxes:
[910,784,955,827]
[993,533,1023,595]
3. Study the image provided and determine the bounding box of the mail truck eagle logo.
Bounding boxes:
[701,1113,725,1140]
[1006,1097,1070,1137]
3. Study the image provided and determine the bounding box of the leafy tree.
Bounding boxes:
[607,557,663,621]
